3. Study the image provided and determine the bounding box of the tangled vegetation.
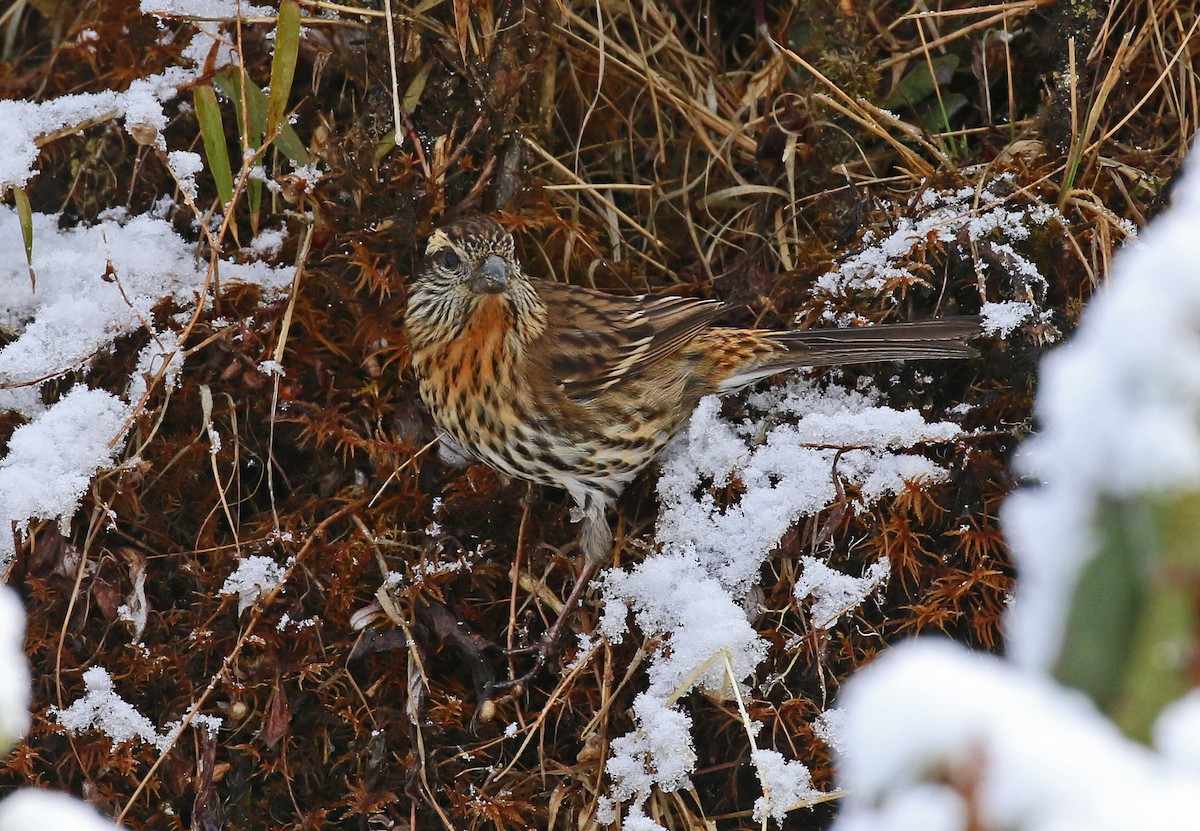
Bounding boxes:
[0,0,1194,828]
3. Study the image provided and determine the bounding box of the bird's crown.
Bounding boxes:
[424,216,515,260]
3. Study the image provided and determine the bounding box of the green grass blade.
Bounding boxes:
[193,85,234,207]
[266,0,301,144]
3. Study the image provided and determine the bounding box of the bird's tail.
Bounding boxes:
[718,316,982,391]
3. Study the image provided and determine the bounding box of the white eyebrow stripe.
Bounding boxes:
[425,229,452,255]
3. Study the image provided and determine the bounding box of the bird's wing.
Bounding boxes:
[536,281,727,401]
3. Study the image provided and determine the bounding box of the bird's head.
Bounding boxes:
[406,216,544,345]
[417,215,522,293]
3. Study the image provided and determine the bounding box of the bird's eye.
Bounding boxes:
[438,250,461,269]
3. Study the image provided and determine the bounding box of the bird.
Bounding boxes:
[404,215,981,682]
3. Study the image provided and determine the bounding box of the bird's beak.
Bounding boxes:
[471,255,510,294]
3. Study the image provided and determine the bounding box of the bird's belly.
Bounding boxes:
[463,416,655,496]
[424,386,659,499]
[414,344,675,500]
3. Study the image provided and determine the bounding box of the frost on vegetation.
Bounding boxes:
[832,151,1200,831]
[795,556,890,630]
[220,555,293,615]
[287,164,326,188]
[0,588,31,748]
[813,175,1063,336]
[980,300,1035,337]
[599,375,965,821]
[0,790,122,831]
[1002,148,1200,671]
[604,694,696,804]
[0,388,129,566]
[257,359,286,377]
[166,150,204,200]
[831,641,1200,831]
[50,667,171,752]
[0,207,293,571]
[141,0,274,19]
[751,748,817,824]
[812,707,846,752]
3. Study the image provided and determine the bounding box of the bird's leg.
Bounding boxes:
[491,498,611,692]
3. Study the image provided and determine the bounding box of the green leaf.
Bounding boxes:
[883,54,960,110]
[215,69,265,152]
[12,185,35,290]
[193,84,234,207]
[215,69,309,166]
[266,0,301,143]
[1056,491,1200,742]
[1111,492,1200,741]
[915,92,969,134]
[402,60,433,114]
[1053,497,1146,708]
[374,127,398,163]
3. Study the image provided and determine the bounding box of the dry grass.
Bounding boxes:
[1,0,1197,828]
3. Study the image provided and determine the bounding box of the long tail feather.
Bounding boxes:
[777,316,983,365]
[718,316,983,391]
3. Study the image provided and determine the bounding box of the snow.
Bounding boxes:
[0,790,121,830]
[0,209,292,398]
[835,783,967,831]
[50,667,170,751]
[980,300,1033,337]
[812,707,846,752]
[830,148,1200,831]
[166,150,204,200]
[0,388,129,565]
[600,374,967,820]
[250,227,286,256]
[219,555,292,615]
[0,594,124,827]
[0,588,30,747]
[611,804,668,831]
[751,748,816,824]
[0,5,286,823]
[141,0,273,17]
[0,10,292,573]
[0,207,293,570]
[651,380,960,596]
[1002,148,1200,671]
[795,556,890,630]
[831,640,1200,831]
[0,13,235,189]
[1154,691,1200,777]
[812,175,1062,327]
[604,693,696,803]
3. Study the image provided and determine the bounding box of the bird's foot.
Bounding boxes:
[485,557,600,697]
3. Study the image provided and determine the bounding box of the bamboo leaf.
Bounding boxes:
[266,0,301,142]
[215,69,309,165]
[215,69,265,152]
[193,84,234,207]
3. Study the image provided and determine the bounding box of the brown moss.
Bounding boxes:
[0,0,1192,828]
